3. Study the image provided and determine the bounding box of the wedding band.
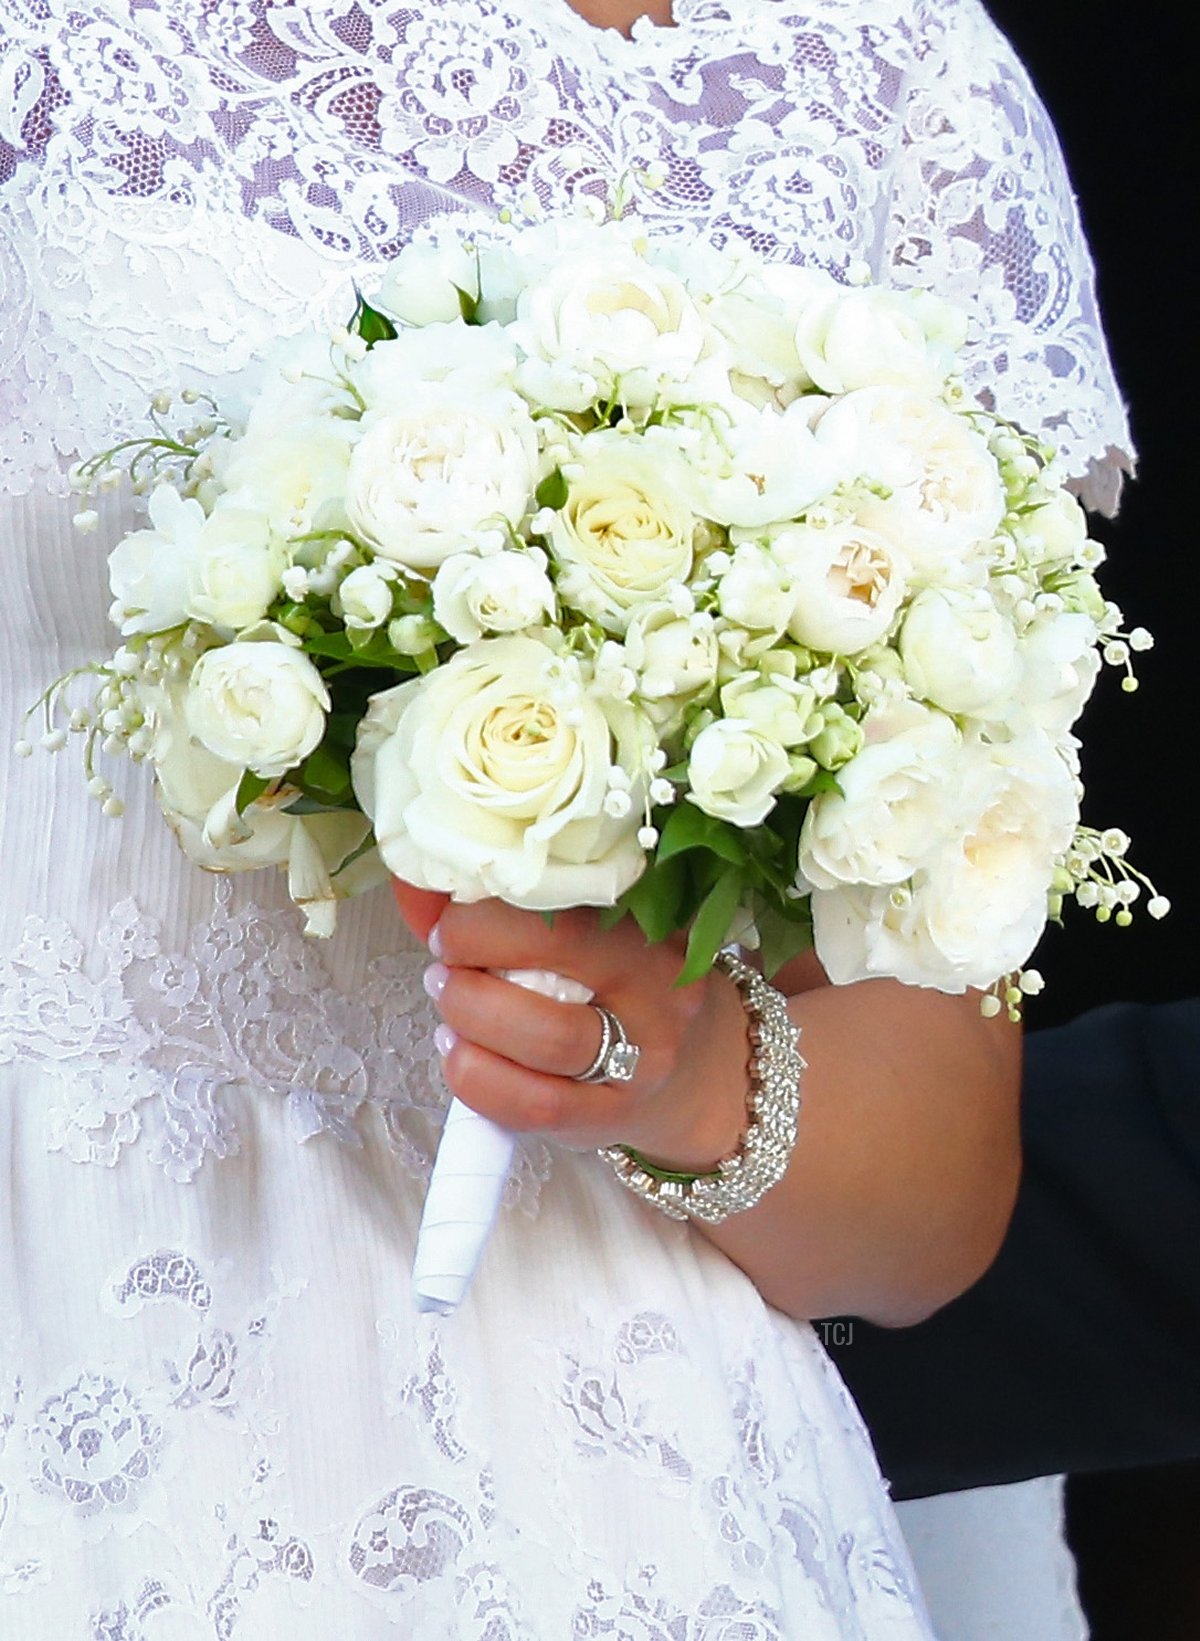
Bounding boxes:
[573,1005,641,1085]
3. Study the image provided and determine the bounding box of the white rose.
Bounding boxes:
[797,702,961,889]
[719,671,820,747]
[373,237,480,327]
[548,433,698,634]
[185,505,286,632]
[145,682,372,936]
[1003,609,1101,737]
[687,719,790,827]
[186,640,330,778]
[345,388,538,574]
[716,542,794,642]
[218,417,354,540]
[108,486,204,636]
[686,397,846,529]
[336,563,396,631]
[817,388,1006,575]
[351,635,650,907]
[511,244,714,411]
[794,284,966,396]
[625,606,719,733]
[899,586,1021,716]
[351,320,520,411]
[432,549,556,644]
[705,263,837,390]
[812,732,1077,990]
[773,520,908,655]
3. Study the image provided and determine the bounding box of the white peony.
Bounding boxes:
[716,543,794,644]
[351,635,651,907]
[511,242,715,412]
[373,236,480,328]
[218,418,354,541]
[109,486,205,636]
[797,701,961,890]
[624,606,719,733]
[185,505,286,633]
[774,520,909,656]
[1002,609,1102,737]
[687,719,791,827]
[812,731,1078,990]
[186,638,330,779]
[345,388,538,574]
[793,284,966,396]
[686,397,846,529]
[817,388,1006,575]
[432,549,556,644]
[899,586,1021,716]
[547,432,698,634]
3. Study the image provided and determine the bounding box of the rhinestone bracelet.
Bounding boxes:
[598,948,805,1224]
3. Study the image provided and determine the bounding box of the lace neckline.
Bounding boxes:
[531,0,695,55]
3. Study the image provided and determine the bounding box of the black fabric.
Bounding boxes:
[824,1000,1200,1500]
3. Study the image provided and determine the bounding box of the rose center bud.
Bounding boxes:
[831,541,889,607]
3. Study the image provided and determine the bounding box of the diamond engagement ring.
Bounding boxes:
[573,1005,640,1085]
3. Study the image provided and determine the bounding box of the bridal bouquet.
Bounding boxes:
[28,215,1162,1311]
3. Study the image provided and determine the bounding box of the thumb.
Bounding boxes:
[391,878,449,944]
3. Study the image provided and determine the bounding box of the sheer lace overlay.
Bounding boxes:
[1,0,1130,506]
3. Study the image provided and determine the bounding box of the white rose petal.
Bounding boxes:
[108,486,206,636]
[373,237,480,328]
[185,505,286,633]
[687,397,846,529]
[351,635,651,907]
[794,284,966,396]
[186,642,330,778]
[345,388,538,574]
[351,320,520,410]
[337,563,396,631]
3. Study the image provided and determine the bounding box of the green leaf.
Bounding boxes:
[235,769,271,816]
[753,895,814,980]
[535,468,569,511]
[296,743,353,806]
[455,283,481,324]
[617,852,691,945]
[352,290,398,347]
[303,631,356,662]
[678,868,744,987]
[656,801,749,867]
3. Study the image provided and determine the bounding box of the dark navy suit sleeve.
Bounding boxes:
[824,1000,1200,1500]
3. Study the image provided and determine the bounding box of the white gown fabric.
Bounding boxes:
[0,1,1129,1634]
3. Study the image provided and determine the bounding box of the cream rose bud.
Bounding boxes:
[345,388,538,574]
[351,635,651,907]
[373,237,479,328]
[719,672,820,747]
[773,520,908,656]
[812,732,1078,990]
[511,242,713,411]
[432,549,556,644]
[705,263,836,390]
[817,388,1005,575]
[1010,486,1089,565]
[548,433,697,634]
[186,641,330,779]
[687,397,846,529]
[794,284,966,396]
[900,586,1021,716]
[109,485,205,635]
[687,719,790,827]
[336,563,396,631]
[797,701,961,890]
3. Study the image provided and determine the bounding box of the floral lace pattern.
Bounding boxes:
[0,0,1130,509]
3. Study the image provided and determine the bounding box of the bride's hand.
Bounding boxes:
[392,880,750,1170]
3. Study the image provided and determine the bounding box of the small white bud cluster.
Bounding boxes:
[1059,827,1169,929]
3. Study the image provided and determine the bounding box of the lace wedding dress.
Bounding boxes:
[0,1,1129,1635]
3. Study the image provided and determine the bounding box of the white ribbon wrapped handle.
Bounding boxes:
[412,967,593,1315]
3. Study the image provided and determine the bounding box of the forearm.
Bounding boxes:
[683,965,1023,1326]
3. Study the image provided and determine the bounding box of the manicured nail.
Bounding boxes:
[423,962,449,1002]
[434,1023,458,1059]
[428,921,444,958]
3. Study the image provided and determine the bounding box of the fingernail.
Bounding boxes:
[423,962,449,1002]
[428,921,444,958]
[433,1023,458,1059]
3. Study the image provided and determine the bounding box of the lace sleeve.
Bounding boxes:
[885,0,1134,514]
